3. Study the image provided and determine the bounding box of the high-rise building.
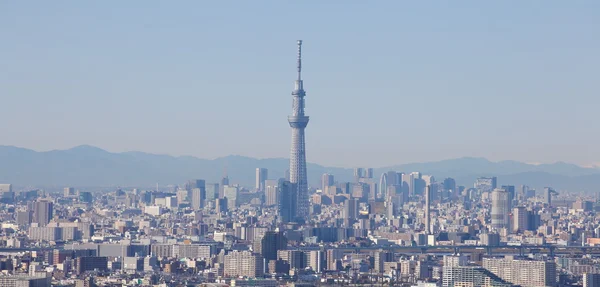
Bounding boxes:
[191,182,206,210]
[255,168,268,191]
[402,173,415,197]
[353,168,364,182]
[442,266,515,287]
[205,183,219,201]
[379,173,388,199]
[75,256,108,274]
[483,257,556,287]
[264,179,280,206]
[374,250,394,274]
[306,250,324,272]
[219,176,229,198]
[513,206,528,233]
[365,168,374,179]
[277,250,305,270]
[16,210,33,226]
[443,178,456,192]
[287,40,310,219]
[321,173,334,191]
[474,177,497,193]
[261,231,288,261]
[425,185,431,234]
[33,201,53,226]
[278,180,297,223]
[223,251,264,278]
[543,187,555,206]
[0,183,14,203]
[0,276,51,287]
[491,189,511,231]
[223,185,238,208]
[64,187,76,197]
[343,198,359,226]
[501,185,516,206]
[583,273,600,287]
[216,198,228,215]
[443,255,468,268]
[0,184,12,193]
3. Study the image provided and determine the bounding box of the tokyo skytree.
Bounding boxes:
[288,40,309,219]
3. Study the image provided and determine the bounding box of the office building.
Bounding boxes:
[343,198,359,226]
[261,231,288,261]
[255,168,268,191]
[0,184,12,193]
[483,257,556,287]
[17,210,33,226]
[475,177,497,193]
[374,250,394,273]
[379,173,388,199]
[321,173,334,191]
[216,198,228,215]
[189,179,206,210]
[584,273,600,287]
[205,183,219,201]
[223,251,264,278]
[543,187,555,206]
[33,201,53,226]
[264,179,279,206]
[75,256,108,274]
[277,250,305,270]
[278,180,297,223]
[287,40,310,219]
[425,185,432,234]
[501,185,516,206]
[513,206,528,233]
[491,189,511,230]
[223,185,239,208]
[64,187,76,197]
[306,250,324,272]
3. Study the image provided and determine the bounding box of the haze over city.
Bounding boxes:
[2,1,599,168]
[3,2,600,287]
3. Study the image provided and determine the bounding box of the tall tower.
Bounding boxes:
[288,40,310,219]
[425,185,431,234]
[491,188,511,231]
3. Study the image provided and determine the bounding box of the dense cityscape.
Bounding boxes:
[0,40,600,287]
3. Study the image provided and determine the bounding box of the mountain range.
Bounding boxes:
[1,145,600,192]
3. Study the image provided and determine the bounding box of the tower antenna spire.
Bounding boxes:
[297,40,302,81]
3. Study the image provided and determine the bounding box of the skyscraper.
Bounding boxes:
[190,180,206,211]
[255,168,268,191]
[491,188,511,231]
[425,185,431,234]
[379,173,388,199]
[278,180,297,224]
[543,187,555,206]
[264,179,280,206]
[321,173,334,191]
[288,40,310,219]
[64,187,76,197]
[513,206,528,233]
[33,201,53,226]
[260,231,288,261]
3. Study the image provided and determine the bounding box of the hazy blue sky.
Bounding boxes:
[1,2,598,168]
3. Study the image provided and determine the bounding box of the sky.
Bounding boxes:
[1,1,599,168]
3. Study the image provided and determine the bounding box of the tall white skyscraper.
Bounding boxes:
[255,168,268,191]
[491,188,511,231]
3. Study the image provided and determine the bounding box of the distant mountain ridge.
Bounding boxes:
[1,145,599,192]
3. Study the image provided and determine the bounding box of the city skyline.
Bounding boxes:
[2,2,599,167]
